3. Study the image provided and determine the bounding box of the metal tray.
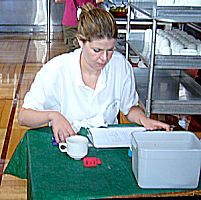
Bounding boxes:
[129,1,201,23]
[133,68,201,114]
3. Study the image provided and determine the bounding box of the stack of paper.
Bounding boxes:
[87,126,146,148]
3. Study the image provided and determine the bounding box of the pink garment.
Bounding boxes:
[62,0,96,26]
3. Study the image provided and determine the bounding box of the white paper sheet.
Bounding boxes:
[87,126,146,148]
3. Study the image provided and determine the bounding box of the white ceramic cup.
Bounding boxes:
[157,0,174,6]
[59,135,88,160]
[160,46,172,55]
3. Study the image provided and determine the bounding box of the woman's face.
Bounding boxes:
[79,38,116,72]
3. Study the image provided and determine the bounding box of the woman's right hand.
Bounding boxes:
[18,108,75,144]
[49,111,76,143]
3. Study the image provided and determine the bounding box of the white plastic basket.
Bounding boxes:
[131,131,201,189]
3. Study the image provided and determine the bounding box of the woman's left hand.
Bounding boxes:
[126,106,171,131]
[140,116,170,131]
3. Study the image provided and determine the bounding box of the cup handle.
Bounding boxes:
[59,143,67,153]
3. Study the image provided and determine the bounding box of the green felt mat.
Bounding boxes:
[5,126,201,199]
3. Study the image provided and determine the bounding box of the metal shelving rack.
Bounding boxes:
[126,0,201,117]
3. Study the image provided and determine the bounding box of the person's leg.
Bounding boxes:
[62,26,79,52]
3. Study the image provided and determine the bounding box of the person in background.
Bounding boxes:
[55,0,104,52]
[18,3,170,144]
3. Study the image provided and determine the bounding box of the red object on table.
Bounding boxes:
[83,157,102,168]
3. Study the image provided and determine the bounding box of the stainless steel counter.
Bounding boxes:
[0,0,64,32]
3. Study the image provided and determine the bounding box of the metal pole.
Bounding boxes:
[126,1,131,60]
[146,18,157,118]
[46,0,51,43]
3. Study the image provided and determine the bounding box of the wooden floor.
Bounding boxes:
[0,32,66,199]
[0,32,201,199]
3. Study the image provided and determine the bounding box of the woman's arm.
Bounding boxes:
[18,108,75,143]
[96,0,104,3]
[55,0,65,3]
[126,105,170,131]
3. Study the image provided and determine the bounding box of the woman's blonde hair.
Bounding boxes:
[77,3,118,43]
